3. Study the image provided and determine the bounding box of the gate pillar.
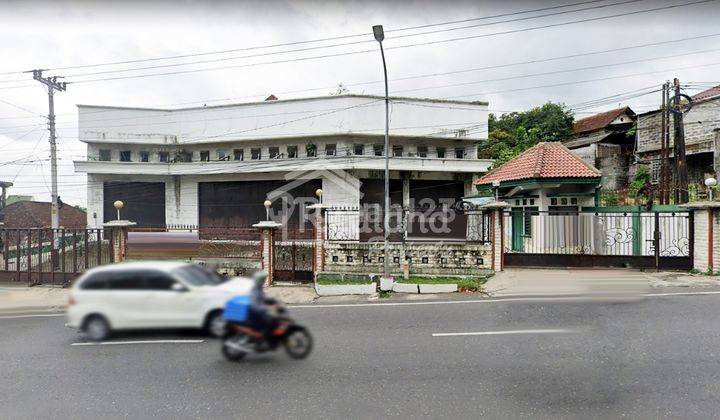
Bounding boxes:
[253,221,282,285]
[306,203,328,279]
[481,201,509,272]
[103,220,136,263]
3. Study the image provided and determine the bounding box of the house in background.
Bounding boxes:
[73,94,493,233]
[0,200,86,229]
[473,142,601,252]
[563,106,636,191]
[636,85,720,186]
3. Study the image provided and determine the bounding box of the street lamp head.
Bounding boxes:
[705,177,717,187]
[372,25,384,42]
[263,199,272,209]
[315,189,323,198]
[113,200,124,210]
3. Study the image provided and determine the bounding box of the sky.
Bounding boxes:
[0,0,719,207]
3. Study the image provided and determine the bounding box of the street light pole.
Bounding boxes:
[373,24,391,281]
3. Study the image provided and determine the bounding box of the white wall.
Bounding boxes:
[78,95,488,145]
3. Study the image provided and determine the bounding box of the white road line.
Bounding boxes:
[0,313,65,319]
[432,329,573,337]
[291,290,720,309]
[71,339,204,346]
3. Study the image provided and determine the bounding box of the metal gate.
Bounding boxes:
[502,210,693,270]
[0,228,113,285]
[273,229,315,283]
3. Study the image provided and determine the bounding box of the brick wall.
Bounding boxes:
[691,208,720,273]
[637,98,720,155]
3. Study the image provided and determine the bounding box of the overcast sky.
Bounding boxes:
[0,0,719,206]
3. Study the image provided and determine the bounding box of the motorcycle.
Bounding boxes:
[221,300,313,362]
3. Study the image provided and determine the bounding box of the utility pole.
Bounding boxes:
[658,82,670,204]
[31,69,66,232]
[373,25,391,284]
[673,78,689,204]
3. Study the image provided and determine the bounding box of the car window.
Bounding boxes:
[106,272,145,290]
[143,273,177,291]
[79,273,109,290]
[171,265,223,287]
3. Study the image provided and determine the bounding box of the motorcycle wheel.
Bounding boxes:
[284,327,313,360]
[221,334,249,361]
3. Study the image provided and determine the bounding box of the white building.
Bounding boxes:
[74,94,492,231]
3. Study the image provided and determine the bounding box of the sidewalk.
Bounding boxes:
[0,285,69,315]
[483,268,720,298]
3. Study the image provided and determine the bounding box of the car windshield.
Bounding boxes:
[172,265,224,287]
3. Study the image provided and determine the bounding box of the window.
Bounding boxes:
[392,145,403,157]
[175,150,192,162]
[217,149,229,161]
[200,151,210,162]
[171,265,223,286]
[106,272,144,290]
[269,147,281,159]
[287,145,298,158]
[523,207,539,236]
[417,146,428,158]
[436,147,446,158]
[119,150,132,162]
[143,273,178,291]
[251,148,261,160]
[99,149,111,161]
[139,151,149,162]
[571,197,578,205]
[159,152,169,163]
[80,273,109,290]
[233,149,244,161]
[455,147,465,159]
[306,144,317,157]
[551,197,557,205]
[325,143,336,156]
[373,144,384,156]
[354,144,364,155]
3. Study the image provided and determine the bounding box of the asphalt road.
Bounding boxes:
[2,293,720,419]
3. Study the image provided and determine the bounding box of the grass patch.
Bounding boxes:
[317,278,371,285]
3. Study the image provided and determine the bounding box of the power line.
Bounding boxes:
[0,0,628,77]
[1,0,706,88]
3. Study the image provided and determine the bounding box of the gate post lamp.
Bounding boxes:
[706,177,717,201]
[264,199,272,221]
[373,24,391,284]
[316,188,323,205]
[113,200,124,221]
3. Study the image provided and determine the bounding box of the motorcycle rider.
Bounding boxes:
[245,271,287,340]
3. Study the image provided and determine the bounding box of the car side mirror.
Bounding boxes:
[171,282,188,292]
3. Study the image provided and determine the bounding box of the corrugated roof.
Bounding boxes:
[0,201,86,229]
[572,106,634,134]
[474,142,600,186]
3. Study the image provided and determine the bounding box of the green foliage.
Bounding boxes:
[479,102,575,168]
[316,277,370,285]
[626,122,637,138]
[629,166,651,198]
[601,190,620,206]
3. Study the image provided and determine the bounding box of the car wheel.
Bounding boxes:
[83,315,111,342]
[206,311,226,338]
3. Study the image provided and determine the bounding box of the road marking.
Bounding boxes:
[292,290,720,309]
[71,339,205,346]
[432,329,573,337]
[0,313,65,319]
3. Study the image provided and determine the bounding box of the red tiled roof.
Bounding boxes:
[572,106,634,134]
[0,201,86,229]
[474,142,600,186]
[692,85,720,102]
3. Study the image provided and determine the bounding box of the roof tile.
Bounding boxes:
[475,142,600,185]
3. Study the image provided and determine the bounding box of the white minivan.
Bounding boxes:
[67,261,253,341]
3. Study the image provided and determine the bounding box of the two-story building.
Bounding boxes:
[73,94,492,230]
[636,85,720,185]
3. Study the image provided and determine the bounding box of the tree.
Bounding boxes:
[479,102,574,168]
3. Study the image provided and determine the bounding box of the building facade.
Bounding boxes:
[74,94,492,230]
[636,86,720,186]
[563,106,635,191]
